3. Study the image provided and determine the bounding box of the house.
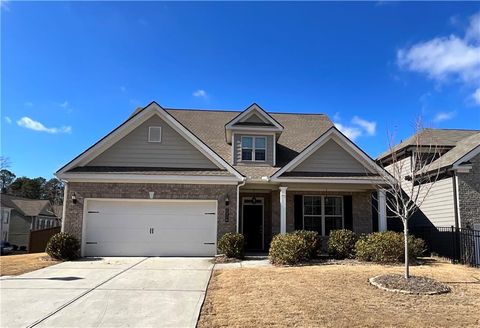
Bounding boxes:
[377,128,480,232]
[0,194,61,249]
[56,102,390,257]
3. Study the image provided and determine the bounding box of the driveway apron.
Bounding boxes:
[0,257,213,328]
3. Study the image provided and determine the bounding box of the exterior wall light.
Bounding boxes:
[71,192,77,204]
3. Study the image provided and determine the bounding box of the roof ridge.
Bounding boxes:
[424,128,480,132]
[1,194,49,202]
[165,107,327,116]
[165,108,240,113]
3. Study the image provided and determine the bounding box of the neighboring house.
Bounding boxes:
[377,129,480,231]
[57,102,390,257]
[0,194,60,248]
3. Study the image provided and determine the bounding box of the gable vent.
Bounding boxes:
[148,126,162,143]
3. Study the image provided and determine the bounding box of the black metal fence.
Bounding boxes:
[411,226,480,268]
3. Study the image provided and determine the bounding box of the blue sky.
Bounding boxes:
[2,1,479,178]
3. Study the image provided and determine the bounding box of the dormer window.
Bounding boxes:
[241,136,266,161]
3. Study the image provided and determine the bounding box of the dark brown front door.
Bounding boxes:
[243,204,263,250]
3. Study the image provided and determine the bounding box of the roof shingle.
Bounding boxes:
[167,109,333,178]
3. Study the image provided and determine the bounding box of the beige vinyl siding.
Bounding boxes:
[233,134,274,166]
[415,177,455,227]
[385,156,455,227]
[385,157,414,194]
[87,115,218,169]
[293,139,367,173]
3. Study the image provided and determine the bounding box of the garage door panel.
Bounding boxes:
[87,214,216,230]
[84,200,217,257]
[88,202,216,215]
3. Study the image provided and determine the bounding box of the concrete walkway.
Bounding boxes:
[0,257,213,328]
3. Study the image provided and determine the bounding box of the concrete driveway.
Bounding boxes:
[0,257,213,328]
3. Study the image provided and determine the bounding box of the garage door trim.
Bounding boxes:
[81,198,218,257]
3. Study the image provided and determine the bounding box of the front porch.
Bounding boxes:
[238,183,387,251]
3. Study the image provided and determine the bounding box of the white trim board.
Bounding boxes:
[56,102,243,181]
[453,145,480,170]
[56,173,240,185]
[225,103,283,144]
[271,177,385,185]
[225,103,284,131]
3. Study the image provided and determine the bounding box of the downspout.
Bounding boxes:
[236,177,247,233]
[452,171,460,230]
[61,181,68,233]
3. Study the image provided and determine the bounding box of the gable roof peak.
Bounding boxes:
[224,103,284,143]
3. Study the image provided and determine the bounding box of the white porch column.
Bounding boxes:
[378,189,387,232]
[279,186,288,234]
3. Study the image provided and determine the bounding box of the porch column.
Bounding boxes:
[279,187,288,234]
[378,189,387,232]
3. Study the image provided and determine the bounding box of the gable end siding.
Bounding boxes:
[292,139,367,173]
[243,113,266,124]
[87,115,218,169]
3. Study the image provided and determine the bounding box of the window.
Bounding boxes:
[148,126,162,142]
[241,136,266,161]
[324,197,343,235]
[303,196,343,236]
[303,196,322,234]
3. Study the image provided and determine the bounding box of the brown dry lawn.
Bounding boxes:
[198,260,480,328]
[0,252,60,276]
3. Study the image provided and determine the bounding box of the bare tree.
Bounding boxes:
[376,119,443,279]
[0,156,11,170]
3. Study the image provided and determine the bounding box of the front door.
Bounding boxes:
[242,198,264,251]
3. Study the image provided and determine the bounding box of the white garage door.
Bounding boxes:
[83,199,217,257]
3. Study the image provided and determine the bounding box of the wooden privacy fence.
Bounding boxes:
[29,227,61,253]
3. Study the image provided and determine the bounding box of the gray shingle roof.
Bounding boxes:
[0,194,57,217]
[377,128,479,161]
[167,109,333,179]
[420,132,480,174]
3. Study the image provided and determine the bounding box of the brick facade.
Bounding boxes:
[64,182,375,253]
[64,182,237,244]
[457,153,480,229]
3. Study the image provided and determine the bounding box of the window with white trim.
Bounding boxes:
[303,196,343,236]
[148,126,162,143]
[241,136,266,161]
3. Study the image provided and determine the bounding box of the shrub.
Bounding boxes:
[46,232,80,260]
[293,230,320,258]
[328,229,357,259]
[217,233,244,259]
[269,233,309,265]
[355,231,425,263]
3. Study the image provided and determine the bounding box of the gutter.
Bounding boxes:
[236,177,246,233]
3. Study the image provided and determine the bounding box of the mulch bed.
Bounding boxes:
[370,274,451,295]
